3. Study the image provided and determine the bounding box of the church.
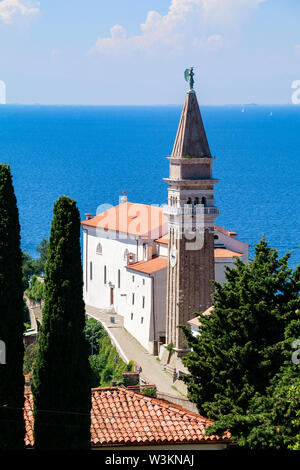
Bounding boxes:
[81,72,249,360]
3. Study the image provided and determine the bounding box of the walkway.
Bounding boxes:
[85,305,187,398]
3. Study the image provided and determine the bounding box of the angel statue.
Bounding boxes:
[184,67,194,91]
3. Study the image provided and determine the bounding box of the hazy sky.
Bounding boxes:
[0,0,299,105]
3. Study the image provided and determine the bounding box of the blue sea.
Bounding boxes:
[0,104,299,269]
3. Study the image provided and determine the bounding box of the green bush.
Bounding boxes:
[142,388,157,398]
[26,275,45,303]
[23,343,39,375]
[84,317,107,355]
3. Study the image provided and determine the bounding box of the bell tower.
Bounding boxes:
[163,70,219,363]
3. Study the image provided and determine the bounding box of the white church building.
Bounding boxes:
[82,75,249,355]
[81,201,249,354]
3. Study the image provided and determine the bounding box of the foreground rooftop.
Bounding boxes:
[24,387,231,448]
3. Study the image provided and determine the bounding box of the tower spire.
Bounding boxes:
[172,69,210,158]
[161,70,219,372]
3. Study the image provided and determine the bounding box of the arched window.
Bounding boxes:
[96,243,102,255]
[201,197,207,206]
[187,197,192,205]
[194,197,199,205]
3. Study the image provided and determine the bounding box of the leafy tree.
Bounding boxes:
[32,196,91,450]
[26,275,45,304]
[24,343,39,375]
[22,251,38,290]
[22,239,49,291]
[0,164,25,450]
[89,355,105,388]
[35,238,49,274]
[182,237,300,450]
[84,317,106,355]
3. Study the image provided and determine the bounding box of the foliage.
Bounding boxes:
[84,317,106,355]
[182,237,300,450]
[166,342,174,353]
[126,360,134,372]
[22,238,49,290]
[23,343,39,375]
[35,238,49,274]
[89,336,129,387]
[32,196,91,450]
[26,275,45,303]
[22,251,38,290]
[142,388,157,398]
[0,164,25,449]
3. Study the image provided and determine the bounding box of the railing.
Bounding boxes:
[164,205,219,216]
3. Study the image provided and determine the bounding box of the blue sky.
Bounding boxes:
[0,0,299,105]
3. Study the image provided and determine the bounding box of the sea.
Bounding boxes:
[0,104,299,269]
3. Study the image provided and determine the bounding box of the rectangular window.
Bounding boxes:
[132,293,135,305]
[118,269,121,288]
[132,275,135,282]
[104,265,107,284]
[142,296,145,309]
[141,317,144,324]
[131,313,133,320]
[90,262,93,281]
[142,279,145,286]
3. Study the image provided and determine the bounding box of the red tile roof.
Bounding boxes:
[81,203,238,244]
[126,257,168,275]
[214,248,243,258]
[24,387,230,448]
[215,225,237,238]
[155,236,168,245]
[188,307,214,327]
[81,202,167,239]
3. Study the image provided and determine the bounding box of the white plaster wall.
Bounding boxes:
[215,229,249,262]
[215,254,247,283]
[84,227,141,315]
[151,268,167,343]
[123,270,152,351]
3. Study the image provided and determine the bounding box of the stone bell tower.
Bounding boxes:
[163,69,219,363]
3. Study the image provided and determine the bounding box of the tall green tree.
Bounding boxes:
[35,238,49,274]
[182,237,300,449]
[32,196,91,450]
[0,164,25,450]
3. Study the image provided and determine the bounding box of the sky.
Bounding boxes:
[0,0,299,105]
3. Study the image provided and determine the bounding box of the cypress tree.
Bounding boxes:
[182,237,300,449]
[0,164,24,450]
[32,196,91,450]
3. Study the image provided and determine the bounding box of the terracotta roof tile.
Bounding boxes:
[81,202,167,239]
[24,387,230,448]
[214,248,243,258]
[126,257,168,274]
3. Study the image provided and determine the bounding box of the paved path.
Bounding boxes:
[85,305,187,398]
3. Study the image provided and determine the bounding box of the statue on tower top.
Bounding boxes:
[184,67,194,92]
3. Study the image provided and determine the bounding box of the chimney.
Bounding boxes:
[85,213,92,220]
[120,190,128,204]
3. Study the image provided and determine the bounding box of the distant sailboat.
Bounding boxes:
[241,108,245,113]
